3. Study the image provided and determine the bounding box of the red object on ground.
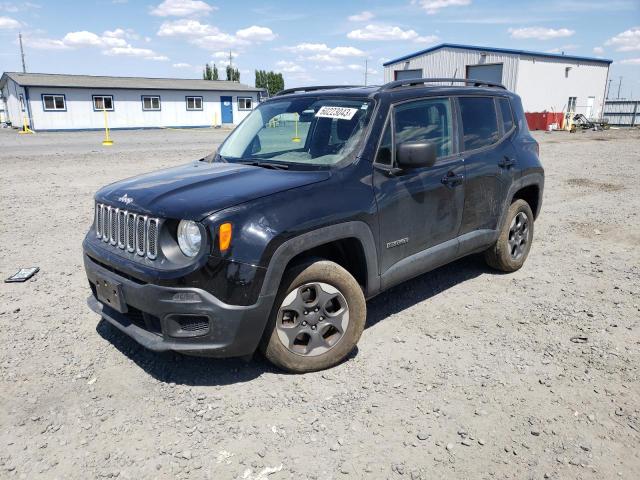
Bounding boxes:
[525,112,565,131]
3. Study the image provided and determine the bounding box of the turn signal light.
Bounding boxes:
[219,223,232,251]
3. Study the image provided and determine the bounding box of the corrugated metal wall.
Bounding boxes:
[383,47,520,90]
[604,100,640,126]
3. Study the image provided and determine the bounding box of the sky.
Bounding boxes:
[0,0,639,98]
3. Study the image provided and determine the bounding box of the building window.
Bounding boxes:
[238,97,253,110]
[19,94,25,112]
[186,96,203,111]
[567,97,577,112]
[142,96,161,111]
[93,95,114,111]
[42,94,66,111]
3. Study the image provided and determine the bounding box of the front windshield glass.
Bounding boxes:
[218,96,373,166]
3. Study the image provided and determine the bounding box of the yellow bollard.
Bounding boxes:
[291,113,301,142]
[102,105,113,146]
[18,114,34,134]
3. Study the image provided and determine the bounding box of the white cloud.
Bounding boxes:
[24,28,167,60]
[308,53,342,64]
[413,0,471,14]
[593,46,605,55]
[281,43,331,53]
[348,11,374,22]
[508,27,575,40]
[24,37,70,50]
[619,57,640,64]
[331,46,365,57]
[276,60,304,73]
[104,45,168,60]
[605,27,640,52]
[193,32,247,50]
[414,34,439,44]
[157,19,216,36]
[172,62,192,68]
[347,24,420,41]
[63,30,128,48]
[150,0,214,17]
[0,15,20,28]
[235,25,276,42]
[212,51,237,59]
[546,44,578,53]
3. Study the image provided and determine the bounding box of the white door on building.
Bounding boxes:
[585,96,595,119]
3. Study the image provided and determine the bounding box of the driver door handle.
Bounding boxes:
[441,171,464,187]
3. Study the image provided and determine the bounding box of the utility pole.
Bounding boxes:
[228,50,232,69]
[364,59,368,86]
[617,76,622,99]
[19,32,26,73]
[606,79,613,99]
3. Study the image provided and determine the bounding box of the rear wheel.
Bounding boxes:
[261,260,366,373]
[485,199,534,272]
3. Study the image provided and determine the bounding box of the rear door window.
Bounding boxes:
[459,97,499,151]
[497,97,514,133]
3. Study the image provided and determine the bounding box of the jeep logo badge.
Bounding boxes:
[118,193,134,205]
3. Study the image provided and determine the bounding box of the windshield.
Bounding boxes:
[218,96,373,167]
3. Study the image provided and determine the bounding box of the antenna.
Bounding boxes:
[19,32,26,73]
[364,59,368,86]
[617,76,622,99]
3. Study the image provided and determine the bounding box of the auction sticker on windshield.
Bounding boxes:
[315,106,358,120]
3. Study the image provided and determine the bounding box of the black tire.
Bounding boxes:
[485,199,535,272]
[260,260,366,373]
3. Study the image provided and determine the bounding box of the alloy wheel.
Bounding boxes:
[275,282,349,357]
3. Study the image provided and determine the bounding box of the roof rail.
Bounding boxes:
[381,77,506,91]
[275,85,362,96]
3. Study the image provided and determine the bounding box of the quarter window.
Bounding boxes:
[238,97,253,110]
[142,96,161,111]
[394,98,453,158]
[93,95,114,111]
[498,98,514,133]
[375,121,393,165]
[186,96,203,111]
[459,97,499,151]
[42,94,66,111]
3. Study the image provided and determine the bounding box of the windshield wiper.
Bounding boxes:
[238,160,289,170]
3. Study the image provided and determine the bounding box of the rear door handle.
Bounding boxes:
[499,156,516,168]
[441,172,464,187]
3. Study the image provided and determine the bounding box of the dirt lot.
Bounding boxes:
[1,126,639,479]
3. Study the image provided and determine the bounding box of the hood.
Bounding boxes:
[96,161,331,220]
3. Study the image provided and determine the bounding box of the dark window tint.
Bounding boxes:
[498,98,514,132]
[375,121,392,165]
[459,97,499,150]
[394,98,453,158]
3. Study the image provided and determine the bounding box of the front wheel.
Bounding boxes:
[260,260,366,373]
[485,199,535,272]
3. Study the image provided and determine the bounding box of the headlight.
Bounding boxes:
[177,220,202,257]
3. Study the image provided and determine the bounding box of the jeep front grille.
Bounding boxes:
[95,203,160,260]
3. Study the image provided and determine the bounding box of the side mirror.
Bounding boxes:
[396,141,437,169]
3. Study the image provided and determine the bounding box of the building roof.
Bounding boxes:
[383,43,613,67]
[0,72,261,91]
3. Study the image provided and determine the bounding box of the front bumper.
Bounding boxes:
[84,254,275,357]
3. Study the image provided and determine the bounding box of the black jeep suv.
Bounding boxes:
[83,78,544,373]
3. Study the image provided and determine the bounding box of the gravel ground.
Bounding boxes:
[0,126,639,479]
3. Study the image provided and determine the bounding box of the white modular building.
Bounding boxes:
[383,44,612,124]
[0,72,263,131]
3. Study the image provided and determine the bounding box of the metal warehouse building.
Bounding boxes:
[383,43,612,127]
[0,72,262,131]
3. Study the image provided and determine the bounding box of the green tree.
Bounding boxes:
[212,64,218,80]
